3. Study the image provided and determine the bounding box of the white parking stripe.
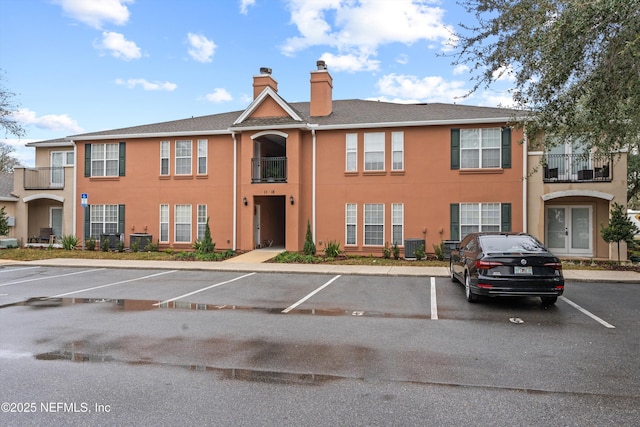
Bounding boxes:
[282,275,341,314]
[0,267,40,274]
[560,296,616,329]
[0,268,106,288]
[53,270,177,297]
[430,277,438,320]
[154,272,256,306]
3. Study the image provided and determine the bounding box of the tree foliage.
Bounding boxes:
[453,0,640,155]
[628,145,640,209]
[0,142,21,172]
[0,70,25,139]
[303,219,316,256]
[601,202,639,263]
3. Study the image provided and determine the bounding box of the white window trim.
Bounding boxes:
[364,132,385,171]
[391,132,404,171]
[346,133,358,172]
[175,140,192,175]
[197,139,208,175]
[460,128,501,169]
[391,203,404,245]
[197,204,207,240]
[364,203,385,246]
[459,202,501,238]
[160,141,170,176]
[159,204,169,243]
[91,143,119,177]
[174,204,192,243]
[346,203,357,246]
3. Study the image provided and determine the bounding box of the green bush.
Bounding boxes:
[382,242,391,259]
[144,241,159,252]
[61,234,78,250]
[131,241,139,252]
[324,240,341,258]
[414,244,426,261]
[433,241,444,260]
[101,239,110,252]
[193,217,215,254]
[392,242,400,260]
[303,220,316,256]
[86,238,96,251]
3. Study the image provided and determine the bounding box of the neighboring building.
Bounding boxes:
[0,172,19,244]
[67,63,526,256]
[528,144,628,260]
[9,62,630,260]
[12,138,75,245]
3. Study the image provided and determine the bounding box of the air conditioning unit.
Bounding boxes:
[7,217,15,227]
[404,238,425,259]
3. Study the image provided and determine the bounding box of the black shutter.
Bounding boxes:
[84,206,90,239]
[118,205,125,235]
[450,203,460,241]
[501,127,511,169]
[501,203,512,232]
[84,144,91,177]
[119,142,126,176]
[451,128,460,170]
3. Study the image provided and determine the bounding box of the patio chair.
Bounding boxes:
[38,227,54,244]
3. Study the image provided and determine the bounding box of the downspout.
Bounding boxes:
[311,127,317,242]
[72,141,77,240]
[232,132,237,251]
[522,130,528,233]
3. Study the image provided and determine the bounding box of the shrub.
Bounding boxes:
[382,242,391,259]
[392,242,400,260]
[131,241,139,252]
[433,241,444,260]
[86,238,96,251]
[101,238,110,252]
[303,220,316,256]
[324,240,341,258]
[0,206,9,236]
[144,241,159,252]
[117,240,125,252]
[193,217,215,254]
[414,244,425,261]
[61,234,78,250]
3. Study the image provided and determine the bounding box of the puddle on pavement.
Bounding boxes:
[34,348,340,385]
[14,297,431,319]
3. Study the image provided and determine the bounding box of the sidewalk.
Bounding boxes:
[1,253,638,283]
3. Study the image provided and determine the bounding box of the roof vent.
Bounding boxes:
[316,60,327,70]
[259,67,272,75]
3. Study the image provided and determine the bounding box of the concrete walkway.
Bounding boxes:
[0,250,637,282]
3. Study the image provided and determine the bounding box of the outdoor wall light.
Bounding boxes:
[289,195,294,205]
[243,197,248,206]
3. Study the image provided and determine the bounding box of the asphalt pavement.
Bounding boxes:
[0,248,637,283]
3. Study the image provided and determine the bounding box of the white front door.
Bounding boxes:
[50,152,64,187]
[546,206,592,256]
[50,207,63,239]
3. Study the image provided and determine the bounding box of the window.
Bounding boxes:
[197,139,207,174]
[91,143,119,176]
[90,204,119,238]
[460,128,501,168]
[460,203,501,237]
[392,203,403,245]
[346,203,357,245]
[346,134,357,172]
[364,132,385,171]
[175,204,192,242]
[197,204,207,240]
[66,151,74,166]
[391,132,404,170]
[160,204,169,243]
[175,140,192,175]
[364,203,384,245]
[160,141,170,175]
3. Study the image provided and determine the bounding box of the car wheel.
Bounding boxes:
[465,274,478,303]
[450,260,457,282]
[541,296,557,305]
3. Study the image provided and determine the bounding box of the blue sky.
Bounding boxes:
[0,0,515,166]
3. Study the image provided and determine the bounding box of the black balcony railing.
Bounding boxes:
[24,167,65,190]
[543,154,612,183]
[251,157,287,183]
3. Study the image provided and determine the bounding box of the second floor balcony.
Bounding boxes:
[251,157,287,183]
[543,154,612,183]
[24,167,65,190]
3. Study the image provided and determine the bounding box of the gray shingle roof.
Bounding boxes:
[0,172,14,198]
[70,99,524,139]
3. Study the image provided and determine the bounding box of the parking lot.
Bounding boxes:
[1,265,639,426]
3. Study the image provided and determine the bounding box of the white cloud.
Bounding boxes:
[477,91,517,108]
[204,88,233,103]
[115,78,177,91]
[239,0,256,14]
[281,0,454,72]
[452,64,470,75]
[187,33,216,63]
[55,0,133,29]
[395,54,409,65]
[95,31,142,60]
[376,73,468,103]
[319,52,380,73]
[12,109,84,133]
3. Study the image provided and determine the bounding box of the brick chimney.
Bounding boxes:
[253,67,277,99]
[310,60,333,117]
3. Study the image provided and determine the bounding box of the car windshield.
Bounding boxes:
[479,235,546,253]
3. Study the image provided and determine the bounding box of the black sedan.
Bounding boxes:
[450,232,564,305]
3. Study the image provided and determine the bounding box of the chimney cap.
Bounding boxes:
[316,60,327,70]
[259,67,272,75]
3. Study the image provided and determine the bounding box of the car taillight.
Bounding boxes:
[544,262,563,271]
[476,260,503,269]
